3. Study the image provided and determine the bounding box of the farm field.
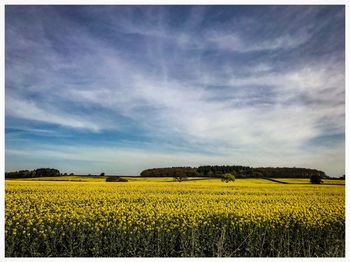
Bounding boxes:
[6,176,220,182]
[5,178,345,257]
[269,178,345,185]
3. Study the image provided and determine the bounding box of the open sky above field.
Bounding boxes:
[5,5,345,176]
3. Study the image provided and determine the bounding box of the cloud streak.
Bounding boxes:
[5,6,345,176]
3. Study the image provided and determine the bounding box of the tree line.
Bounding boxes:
[5,165,334,179]
[140,165,328,179]
[5,168,61,178]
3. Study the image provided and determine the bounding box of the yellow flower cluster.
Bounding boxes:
[5,179,345,257]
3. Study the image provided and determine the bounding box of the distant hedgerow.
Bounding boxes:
[106,176,128,182]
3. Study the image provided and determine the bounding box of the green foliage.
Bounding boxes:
[173,170,187,182]
[140,167,198,177]
[5,168,61,179]
[35,168,60,177]
[140,166,327,179]
[221,173,236,183]
[256,167,327,179]
[310,175,322,184]
[100,172,105,176]
[106,176,128,182]
[197,165,253,178]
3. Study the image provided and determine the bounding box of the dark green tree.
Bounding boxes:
[35,168,60,177]
[106,176,128,182]
[221,173,236,183]
[174,171,187,182]
[310,174,322,184]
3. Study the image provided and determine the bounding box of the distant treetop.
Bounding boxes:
[5,168,61,179]
[140,165,327,179]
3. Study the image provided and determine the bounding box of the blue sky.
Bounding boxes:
[5,5,345,176]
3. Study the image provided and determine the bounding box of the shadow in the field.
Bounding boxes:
[262,178,289,184]
[262,178,345,186]
[165,177,218,182]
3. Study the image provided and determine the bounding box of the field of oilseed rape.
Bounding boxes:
[5,178,345,257]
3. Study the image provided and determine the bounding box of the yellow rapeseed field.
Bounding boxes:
[5,178,345,257]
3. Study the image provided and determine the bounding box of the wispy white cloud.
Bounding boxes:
[205,31,309,53]
[6,95,103,132]
[5,6,345,176]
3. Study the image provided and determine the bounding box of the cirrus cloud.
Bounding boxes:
[5,5,345,177]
